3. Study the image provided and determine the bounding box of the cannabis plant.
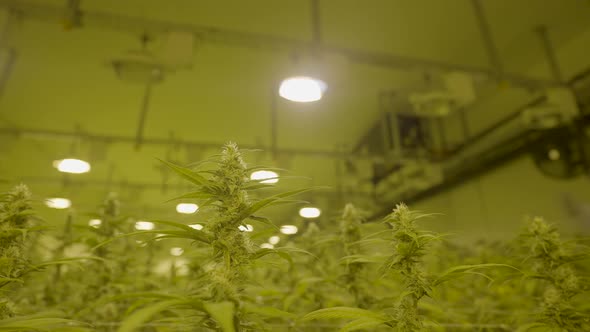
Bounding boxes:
[427,240,524,330]
[0,184,34,319]
[518,217,590,331]
[115,142,311,331]
[339,203,372,308]
[0,184,88,331]
[20,193,153,331]
[304,203,511,331]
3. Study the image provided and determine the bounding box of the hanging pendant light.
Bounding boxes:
[279,76,327,102]
[53,158,91,174]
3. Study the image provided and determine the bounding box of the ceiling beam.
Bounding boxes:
[0,126,366,159]
[0,0,564,89]
[15,175,370,200]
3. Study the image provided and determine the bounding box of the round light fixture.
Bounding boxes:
[170,247,184,256]
[238,224,254,232]
[135,220,155,230]
[250,170,279,184]
[269,236,280,245]
[279,76,327,102]
[299,207,321,219]
[46,198,72,209]
[88,219,102,228]
[189,224,204,230]
[176,203,199,214]
[53,159,91,174]
[280,225,298,235]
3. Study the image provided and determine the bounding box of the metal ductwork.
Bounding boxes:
[357,71,590,220]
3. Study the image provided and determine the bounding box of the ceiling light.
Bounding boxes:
[250,170,279,184]
[176,203,198,214]
[170,247,184,256]
[46,198,71,209]
[269,236,280,245]
[189,224,203,230]
[135,220,155,230]
[279,76,327,102]
[53,158,91,174]
[88,219,102,228]
[260,243,274,249]
[238,224,254,232]
[280,225,298,235]
[299,207,321,219]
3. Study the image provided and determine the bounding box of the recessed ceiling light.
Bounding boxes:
[176,203,198,214]
[53,158,91,174]
[299,207,321,219]
[250,170,279,184]
[279,76,327,102]
[46,198,71,209]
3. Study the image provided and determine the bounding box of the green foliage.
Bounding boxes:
[339,204,371,308]
[305,203,518,331]
[519,217,590,331]
[0,184,34,302]
[3,143,590,331]
[0,185,88,331]
[117,142,311,331]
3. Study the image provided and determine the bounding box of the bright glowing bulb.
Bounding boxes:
[189,224,203,230]
[53,159,91,174]
[135,220,155,230]
[170,247,184,256]
[260,243,274,249]
[279,76,327,102]
[46,198,71,209]
[269,236,280,245]
[280,225,298,235]
[238,224,254,232]
[250,170,279,184]
[299,207,321,219]
[88,219,102,228]
[176,203,198,214]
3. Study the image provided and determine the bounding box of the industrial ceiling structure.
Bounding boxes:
[0,0,589,232]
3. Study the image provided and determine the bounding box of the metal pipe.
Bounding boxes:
[270,89,278,161]
[0,9,17,101]
[16,175,369,198]
[0,0,564,89]
[0,48,16,99]
[536,25,563,83]
[310,0,322,45]
[470,0,503,77]
[134,81,153,150]
[0,126,368,159]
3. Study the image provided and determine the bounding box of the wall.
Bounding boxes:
[414,155,590,243]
